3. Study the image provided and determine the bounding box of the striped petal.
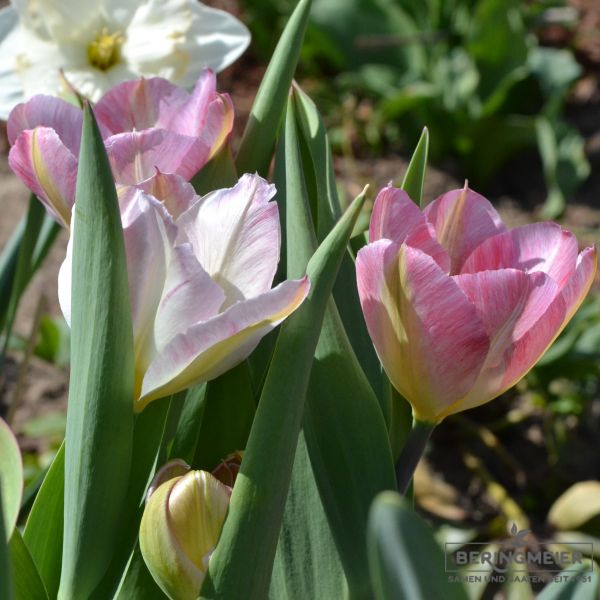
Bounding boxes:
[138,277,310,410]
[8,127,77,227]
[424,186,506,273]
[106,129,211,184]
[449,246,597,416]
[177,174,280,305]
[461,222,579,290]
[7,95,82,156]
[95,77,189,135]
[136,170,199,219]
[369,185,450,271]
[356,239,489,423]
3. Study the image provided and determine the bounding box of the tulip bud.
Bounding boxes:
[140,469,231,600]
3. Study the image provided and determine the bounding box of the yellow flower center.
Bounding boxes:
[87,28,124,71]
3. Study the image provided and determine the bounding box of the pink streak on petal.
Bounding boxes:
[153,243,225,352]
[424,186,506,273]
[95,77,188,135]
[7,95,82,156]
[369,185,450,271]
[137,170,199,219]
[461,222,579,291]
[446,246,596,417]
[138,277,310,409]
[356,239,489,422]
[177,173,280,305]
[106,129,211,184]
[8,128,77,227]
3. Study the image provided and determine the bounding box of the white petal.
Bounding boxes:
[177,174,280,305]
[0,7,25,119]
[177,0,250,83]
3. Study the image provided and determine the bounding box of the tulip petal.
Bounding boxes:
[106,129,211,184]
[153,243,225,352]
[136,170,199,219]
[7,95,82,156]
[445,269,558,418]
[369,185,450,271]
[177,174,281,305]
[447,246,597,417]
[138,277,310,410]
[8,127,77,226]
[95,77,189,135]
[356,240,489,422]
[461,222,579,290]
[424,186,506,273]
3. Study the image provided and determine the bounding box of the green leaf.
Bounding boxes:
[270,436,347,600]
[169,384,207,464]
[284,90,396,598]
[0,211,60,340]
[367,492,468,600]
[292,85,384,403]
[9,529,48,600]
[191,145,238,196]
[538,563,599,600]
[0,491,14,600]
[200,185,366,600]
[192,361,255,470]
[115,543,166,600]
[401,127,429,207]
[0,418,22,541]
[59,103,135,599]
[1,195,45,345]
[23,444,64,599]
[92,393,185,599]
[235,0,312,175]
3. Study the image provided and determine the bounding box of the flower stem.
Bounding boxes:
[395,419,435,495]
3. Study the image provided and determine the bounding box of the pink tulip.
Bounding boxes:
[7,69,233,227]
[357,184,597,424]
[58,173,309,412]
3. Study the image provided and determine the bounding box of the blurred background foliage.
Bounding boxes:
[244,0,592,218]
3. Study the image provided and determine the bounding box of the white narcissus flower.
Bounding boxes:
[0,0,250,118]
[58,173,310,412]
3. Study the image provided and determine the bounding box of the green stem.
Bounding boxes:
[395,419,435,495]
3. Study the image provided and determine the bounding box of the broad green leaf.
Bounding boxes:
[401,127,429,207]
[270,436,347,600]
[9,529,48,600]
[290,83,341,240]
[91,397,176,599]
[192,361,255,470]
[191,145,238,196]
[23,444,64,599]
[200,186,366,600]
[285,92,395,598]
[367,492,468,600]
[59,104,135,599]
[235,0,312,175]
[537,562,599,600]
[0,491,13,600]
[0,418,22,541]
[292,86,383,400]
